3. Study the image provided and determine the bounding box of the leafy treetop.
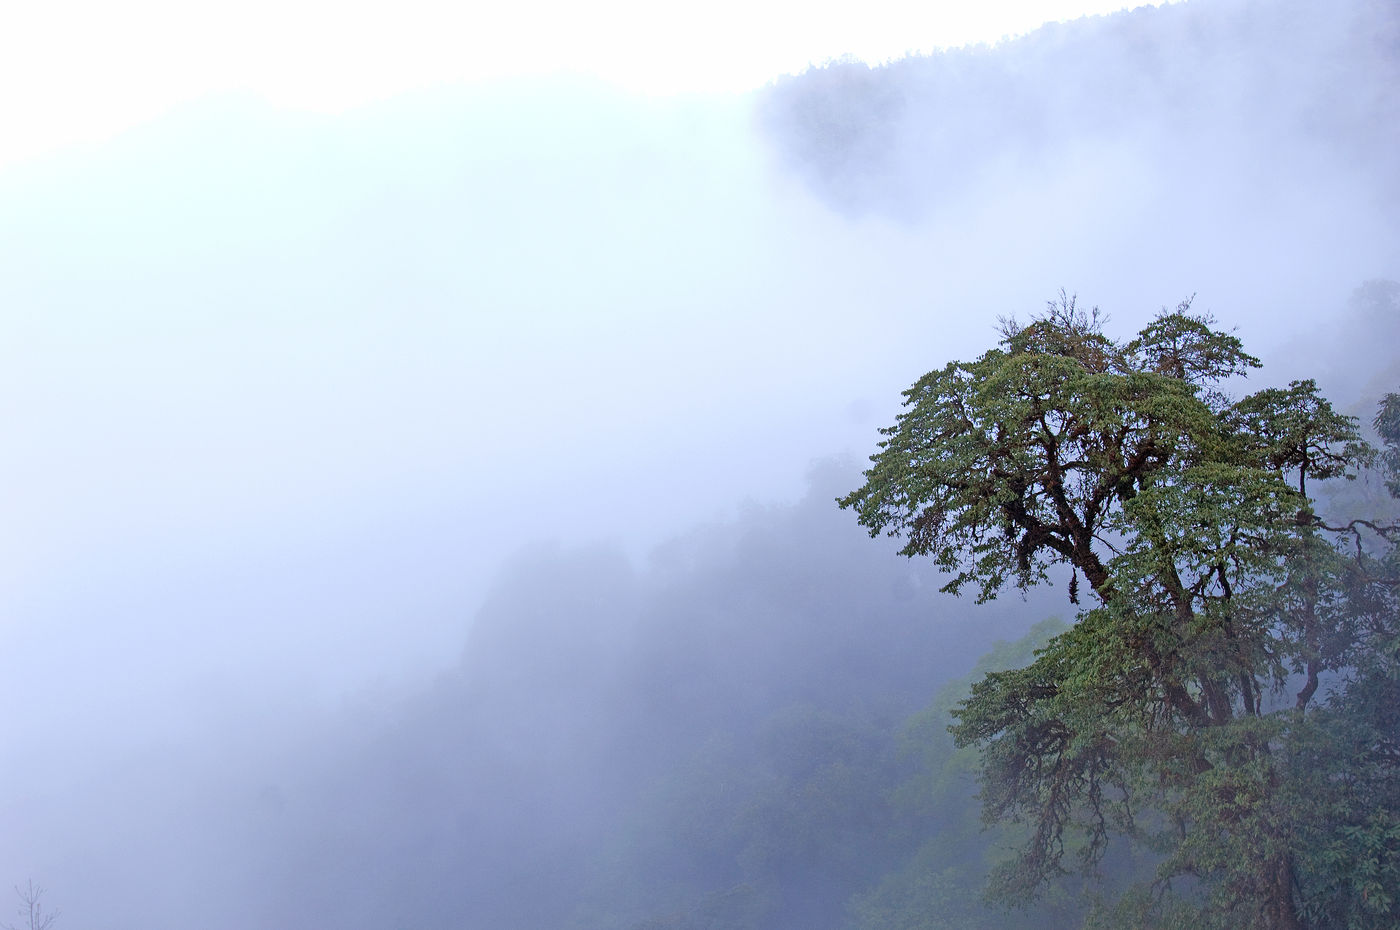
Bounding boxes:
[841,295,1390,929]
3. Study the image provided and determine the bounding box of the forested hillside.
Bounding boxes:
[761,0,1400,220]
[239,467,1063,929]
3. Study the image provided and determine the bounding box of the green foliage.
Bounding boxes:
[842,296,1397,928]
[1228,379,1375,496]
[1284,698,1400,928]
[1279,391,1400,929]
[1377,393,1400,498]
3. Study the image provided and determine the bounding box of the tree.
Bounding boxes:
[1282,391,1400,929]
[4,881,57,930]
[839,295,1395,928]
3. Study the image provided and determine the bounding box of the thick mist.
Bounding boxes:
[1,0,1397,927]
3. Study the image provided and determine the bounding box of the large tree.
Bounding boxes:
[840,296,1397,928]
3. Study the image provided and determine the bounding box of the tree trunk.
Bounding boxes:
[1263,855,1304,930]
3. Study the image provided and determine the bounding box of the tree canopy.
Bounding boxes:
[840,296,1399,929]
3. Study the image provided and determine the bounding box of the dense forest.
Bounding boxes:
[3,0,1398,928]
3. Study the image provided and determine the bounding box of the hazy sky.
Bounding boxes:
[1,0,1176,168]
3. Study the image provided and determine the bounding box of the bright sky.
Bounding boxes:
[0,0,1174,169]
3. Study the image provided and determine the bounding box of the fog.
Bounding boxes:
[1,0,1397,927]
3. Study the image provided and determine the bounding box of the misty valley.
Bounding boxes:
[2,0,1399,928]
